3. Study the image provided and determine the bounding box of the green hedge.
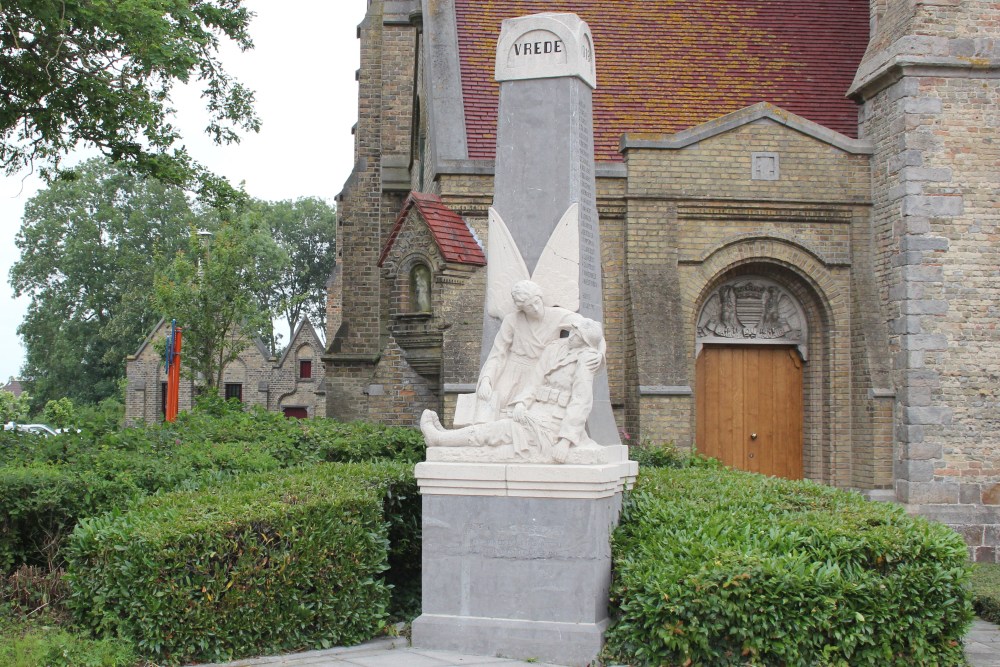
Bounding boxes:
[971,563,1000,624]
[65,461,413,665]
[0,465,140,572]
[605,467,973,666]
[0,399,425,472]
[0,408,424,571]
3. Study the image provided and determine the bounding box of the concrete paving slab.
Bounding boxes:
[196,616,1000,667]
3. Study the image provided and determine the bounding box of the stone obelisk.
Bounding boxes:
[412,15,636,666]
[482,12,619,447]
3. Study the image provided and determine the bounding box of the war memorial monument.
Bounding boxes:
[411,13,637,666]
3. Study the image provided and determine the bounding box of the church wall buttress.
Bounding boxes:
[326,1,420,420]
[855,0,1000,560]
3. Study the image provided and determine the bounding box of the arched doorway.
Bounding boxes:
[695,277,808,479]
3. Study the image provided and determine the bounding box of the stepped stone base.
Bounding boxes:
[411,460,636,666]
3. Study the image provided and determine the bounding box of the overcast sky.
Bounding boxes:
[0,0,369,383]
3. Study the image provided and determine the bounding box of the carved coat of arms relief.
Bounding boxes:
[696,278,808,358]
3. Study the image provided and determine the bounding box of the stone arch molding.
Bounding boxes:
[696,276,809,360]
[688,234,843,337]
[386,250,439,279]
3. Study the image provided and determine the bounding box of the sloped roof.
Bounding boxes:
[1,379,23,397]
[132,317,168,358]
[378,192,487,267]
[131,317,273,363]
[455,0,869,162]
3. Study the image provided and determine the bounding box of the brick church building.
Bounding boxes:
[325,0,1000,559]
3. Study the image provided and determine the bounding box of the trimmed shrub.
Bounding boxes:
[65,461,413,665]
[605,467,973,666]
[0,410,424,572]
[0,465,139,571]
[972,563,1000,624]
[628,440,717,469]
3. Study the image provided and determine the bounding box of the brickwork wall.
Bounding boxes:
[375,23,418,358]
[427,177,489,425]
[637,395,692,448]
[380,210,440,315]
[368,338,440,425]
[325,362,375,421]
[849,208,895,490]
[866,0,914,54]
[864,75,1000,503]
[326,2,420,421]
[219,340,272,411]
[267,323,327,418]
[325,265,342,346]
[626,120,870,204]
[382,211,441,410]
[333,4,386,358]
[858,0,1000,559]
[600,212,627,409]
[125,321,324,424]
[909,0,999,38]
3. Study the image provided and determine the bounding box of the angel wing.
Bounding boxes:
[486,205,582,318]
[486,206,529,318]
[533,203,580,311]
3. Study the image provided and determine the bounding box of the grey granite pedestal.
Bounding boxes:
[411,457,637,666]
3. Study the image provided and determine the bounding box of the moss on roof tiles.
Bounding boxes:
[454,0,868,161]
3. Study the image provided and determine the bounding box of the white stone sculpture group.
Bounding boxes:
[421,279,609,464]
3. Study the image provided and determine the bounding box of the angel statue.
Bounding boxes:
[476,280,605,421]
[422,317,605,463]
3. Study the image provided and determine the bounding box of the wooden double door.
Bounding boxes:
[696,345,803,479]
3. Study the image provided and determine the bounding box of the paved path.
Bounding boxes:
[195,636,566,667]
[198,618,1000,667]
[968,619,1000,667]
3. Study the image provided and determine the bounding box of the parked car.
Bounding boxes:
[2,422,57,437]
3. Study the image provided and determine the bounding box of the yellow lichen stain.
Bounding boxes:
[961,57,993,69]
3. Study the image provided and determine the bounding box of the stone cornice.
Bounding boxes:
[433,159,628,180]
[383,0,420,25]
[321,352,380,366]
[414,458,638,499]
[439,194,626,219]
[621,102,873,155]
[849,36,1000,101]
[676,203,854,224]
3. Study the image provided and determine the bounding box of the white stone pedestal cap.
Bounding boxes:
[415,459,638,499]
[495,13,597,88]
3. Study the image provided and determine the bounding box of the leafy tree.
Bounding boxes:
[256,197,337,347]
[9,158,208,408]
[0,390,31,423]
[154,214,285,389]
[41,397,76,428]
[0,0,259,203]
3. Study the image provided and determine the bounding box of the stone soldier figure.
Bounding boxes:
[422,317,605,463]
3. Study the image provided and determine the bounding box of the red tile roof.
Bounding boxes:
[455,0,869,162]
[379,192,487,267]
